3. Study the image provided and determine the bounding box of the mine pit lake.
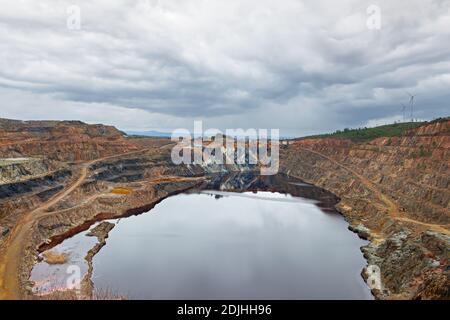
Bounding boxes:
[31,177,373,299]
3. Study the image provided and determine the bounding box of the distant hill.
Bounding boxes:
[126,130,172,138]
[296,121,427,143]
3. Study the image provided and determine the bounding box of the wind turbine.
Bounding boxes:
[406,91,418,122]
[400,103,407,122]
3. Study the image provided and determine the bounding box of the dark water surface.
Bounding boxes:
[31,174,372,299]
[92,189,372,299]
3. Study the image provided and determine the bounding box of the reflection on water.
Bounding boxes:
[29,174,372,299]
[92,190,372,299]
[30,227,98,294]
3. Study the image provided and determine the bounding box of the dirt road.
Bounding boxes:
[298,147,450,236]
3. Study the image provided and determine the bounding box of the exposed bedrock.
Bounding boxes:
[0,118,138,162]
[0,158,55,184]
[0,168,74,246]
[279,120,450,299]
[1,118,449,300]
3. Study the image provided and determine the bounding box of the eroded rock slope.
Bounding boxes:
[0,117,448,299]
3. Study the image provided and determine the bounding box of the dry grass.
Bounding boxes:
[92,288,127,300]
[42,251,69,265]
[31,288,126,300]
[31,289,79,300]
[111,187,133,195]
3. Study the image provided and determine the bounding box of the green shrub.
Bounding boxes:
[302,121,425,143]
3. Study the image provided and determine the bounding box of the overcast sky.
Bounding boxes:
[1,0,449,136]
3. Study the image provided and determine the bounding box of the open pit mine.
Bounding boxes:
[0,117,448,300]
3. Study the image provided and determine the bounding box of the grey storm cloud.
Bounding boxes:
[0,0,449,135]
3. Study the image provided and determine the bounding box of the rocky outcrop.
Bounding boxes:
[0,225,9,243]
[0,158,54,184]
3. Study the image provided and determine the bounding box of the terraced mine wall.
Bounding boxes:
[0,158,54,184]
[1,118,448,300]
[279,120,450,299]
[0,118,138,162]
[0,168,73,246]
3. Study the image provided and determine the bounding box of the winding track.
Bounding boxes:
[0,148,152,300]
[298,147,450,236]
